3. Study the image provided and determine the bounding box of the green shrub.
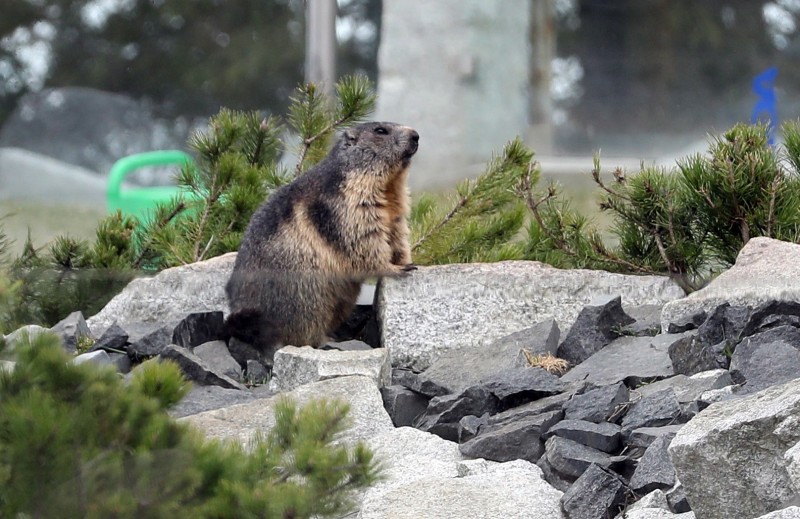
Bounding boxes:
[0,331,380,518]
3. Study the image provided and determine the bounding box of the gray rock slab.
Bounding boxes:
[730,326,800,394]
[380,385,429,427]
[544,419,622,453]
[478,367,565,407]
[169,385,263,419]
[624,489,671,514]
[661,237,800,331]
[89,322,128,352]
[620,510,695,519]
[377,261,684,371]
[416,319,560,395]
[563,382,629,423]
[160,345,247,390]
[561,463,628,519]
[50,311,92,352]
[545,436,627,480]
[127,322,180,358]
[87,252,236,335]
[193,340,242,382]
[557,295,634,366]
[622,304,665,337]
[627,425,685,450]
[413,385,499,442]
[621,389,682,437]
[4,324,48,348]
[73,350,113,368]
[636,370,733,403]
[489,387,574,427]
[741,300,800,339]
[181,375,393,445]
[754,507,800,519]
[561,333,682,387]
[668,333,728,376]
[269,346,390,392]
[630,433,678,494]
[457,413,490,443]
[459,410,561,463]
[669,378,800,519]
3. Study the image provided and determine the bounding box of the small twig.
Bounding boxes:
[294,114,352,176]
[198,235,216,262]
[132,201,186,269]
[412,192,470,252]
[766,174,782,236]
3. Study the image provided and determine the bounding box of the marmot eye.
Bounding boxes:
[374,126,388,135]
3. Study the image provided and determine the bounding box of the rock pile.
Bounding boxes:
[4,237,800,519]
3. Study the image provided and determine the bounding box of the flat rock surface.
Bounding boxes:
[378,261,684,371]
[661,238,800,330]
[181,375,393,445]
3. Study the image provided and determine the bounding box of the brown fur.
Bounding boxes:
[224,122,419,356]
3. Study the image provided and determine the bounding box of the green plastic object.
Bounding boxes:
[106,150,194,219]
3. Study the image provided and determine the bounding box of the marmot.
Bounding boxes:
[224,121,419,356]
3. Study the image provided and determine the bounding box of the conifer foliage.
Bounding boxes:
[0,332,380,518]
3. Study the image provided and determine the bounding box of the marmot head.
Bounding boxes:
[338,122,419,175]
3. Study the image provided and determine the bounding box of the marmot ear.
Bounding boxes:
[343,129,357,146]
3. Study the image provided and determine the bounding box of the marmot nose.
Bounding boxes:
[410,130,419,143]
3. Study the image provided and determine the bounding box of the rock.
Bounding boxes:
[784,441,800,495]
[321,339,374,351]
[417,319,560,395]
[622,304,665,337]
[561,463,628,519]
[753,507,800,518]
[544,436,627,480]
[391,367,450,397]
[625,489,671,514]
[4,324,48,347]
[621,510,695,519]
[730,326,800,394]
[193,340,242,382]
[381,385,429,427]
[89,322,129,352]
[561,333,681,387]
[665,309,707,334]
[227,337,271,369]
[740,300,800,338]
[182,375,393,445]
[377,261,684,371]
[169,385,264,419]
[457,413,489,443]
[0,360,13,373]
[696,303,748,345]
[50,311,92,352]
[489,388,575,427]
[413,385,499,442]
[0,87,193,179]
[359,457,565,519]
[544,419,622,453]
[108,352,132,373]
[87,253,236,335]
[697,385,740,407]
[629,433,678,494]
[621,389,682,437]
[661,238,800,331]
[557,295,635,365]
[627,425,685,450]
[172,311,225,349]
[458,410,561,463]
[636,370,733,403]
[269,346,391,392]
[160,345,247,390]
[669,378,800,519]
[244,359,270,385]
[127,322,177,359]
[73,350,113,368]
[563,382,629,423]
[478,367,566,408]
[666,483,692,514]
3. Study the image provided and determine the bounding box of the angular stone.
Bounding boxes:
[557,295,635,366]
[413,385,499,442]
[381,385,429,427]
[563,382,629,423]
[417,319,560,395]
[160,344,247,390]
[695,303,749,349]
[627,425,685,450]
[668,334,730,377]
[489,389,574,427]
[621,389,682,437]
[193,340,242,382]
[740,300,800,339]
[378,261,684,371]
[622,304,666,337]
[4,324,47,348]
[50,311,92,352]
[698,385,740,408]
[182,375,393,445]
[73,350,113,368]
[321,339,373,352]
[561,333,680,387]
[669,378,800,519]
[458,413,489,443]
[630,433,678,494]
[269,346,391,392]
[625,489,670,514]
[537,454,573,493]
[108,352,131,374]
[636,370,733,404]
[545,436,627,480]
[661,238,800,332]
[561,463,628,519]
[89,322,128,353]
[226,337,271,369]
[169,385,261,419]
[172,311,224,349]
[544,419,622,453]
[753,507,800,519]
[665,309,707,334]
[244,360,270,385]
[392,367,449,397]
[87,252,236,335]
[127,322,176,359]
[666,484,692,514]
[621,510,695,519]
[730,326,800,394]
[459,410,560,463]
[478,367,565,408]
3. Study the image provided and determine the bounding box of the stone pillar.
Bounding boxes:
[376,0,531,189]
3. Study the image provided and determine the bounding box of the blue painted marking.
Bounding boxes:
[751,67,778,145]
